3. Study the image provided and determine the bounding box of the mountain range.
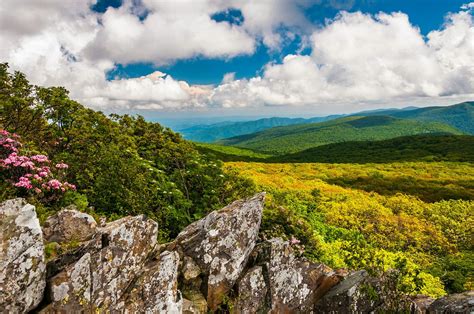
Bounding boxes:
[179,102,473,144]
[217,115,463,154]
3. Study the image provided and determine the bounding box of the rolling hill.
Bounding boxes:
[356,101,474,134]
[272,135,474,163]
[178,115,342,142]
[218,115,464,154]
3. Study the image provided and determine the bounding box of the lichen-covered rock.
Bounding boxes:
[42,214,158,312]
[43,206,97,243]
[234,238,340,313]
[314,270,383,313]
[411,295,435,313]
[182,292,208,314]
[427,291,474,313]
[175,192,265,310]
[115,250,182,313]
[233,266,268,313]
[0,198,46,312]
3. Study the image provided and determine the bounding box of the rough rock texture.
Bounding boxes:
[175,192,265,310]
[2,195,473,313]
[233,238,341,313]
[411,295,435,313]
[427,291,474,313]
[0,198,46,312]
[233,266,268,313]
[42,206,97,243]
[42,214,159,312]
[115,250,182,313]
[314,270,386,313]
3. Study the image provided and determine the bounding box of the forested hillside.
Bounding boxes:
[219,115,463,154]
[273,135,474,163]
[358,102,474,134]
[2,65,473,301]
[0,63,254,240]
[228,161,474,297]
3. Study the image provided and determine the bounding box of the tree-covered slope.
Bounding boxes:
[357,102,474,134]
[195,143,271,161]
[179,116,341,142]
[0,63,255,239]
[273,135,474,163]
[219,115,463,154]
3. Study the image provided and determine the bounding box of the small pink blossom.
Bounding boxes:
[47,179,62,190]
[14,177,33,189]
[290,236,301,245]
[30,155,49,163]
[55,163,69,169]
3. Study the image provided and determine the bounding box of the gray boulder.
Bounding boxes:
[0,198,46,312]
[233,238,340,313]
[42,206,97,243]
[42,214,159,312]
[428,291,474,313]
[175,192,265,310]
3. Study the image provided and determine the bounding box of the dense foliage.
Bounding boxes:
[273,135,474,163]
[218,115,463,154]
[226,162,474,297]
[0,63,255,239]
[195,142,270,161]
[373,102,474,135]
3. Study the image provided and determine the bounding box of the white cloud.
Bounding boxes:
[84,1,256,65]
[0,1,472,112]
[211,10,474,109]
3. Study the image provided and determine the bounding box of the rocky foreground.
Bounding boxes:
[0,194,473,313]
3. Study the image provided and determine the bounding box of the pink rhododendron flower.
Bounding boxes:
[2,129,76,198]
[47,179,62,190]
[31,155,49,163]
[55,163,68,169]
[14,177,33,189]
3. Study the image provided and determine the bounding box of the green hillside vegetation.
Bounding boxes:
[219,115,464,154]
[0,63,254,240]
[179,116,340,142]
[274,135,474,163]
[195,143,271,161]
[227,161,474,296]
[359,102,474,134]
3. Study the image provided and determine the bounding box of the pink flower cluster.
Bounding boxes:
[1,129,76,196]
[0,130,20,154]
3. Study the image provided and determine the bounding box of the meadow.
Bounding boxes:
[225,161,474,297]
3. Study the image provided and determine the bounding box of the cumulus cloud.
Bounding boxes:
[211,9,474,109]
[85,1,256,65]
[0,0,473,112]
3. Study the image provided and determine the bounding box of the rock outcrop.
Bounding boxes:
[0,198,46,313]
[174,192,265,310]
[427,291,474,313]
[42,206,97,243]
[233,238,341,313]
[1,195,473,313]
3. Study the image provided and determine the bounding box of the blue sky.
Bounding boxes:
[99,0,468,85]
[1,0,473,120]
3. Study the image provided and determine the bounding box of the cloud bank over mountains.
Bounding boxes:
[1,0,473,112]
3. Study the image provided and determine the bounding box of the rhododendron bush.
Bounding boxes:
[1,129,75,202]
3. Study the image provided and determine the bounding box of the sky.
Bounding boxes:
[1,0,473,120]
